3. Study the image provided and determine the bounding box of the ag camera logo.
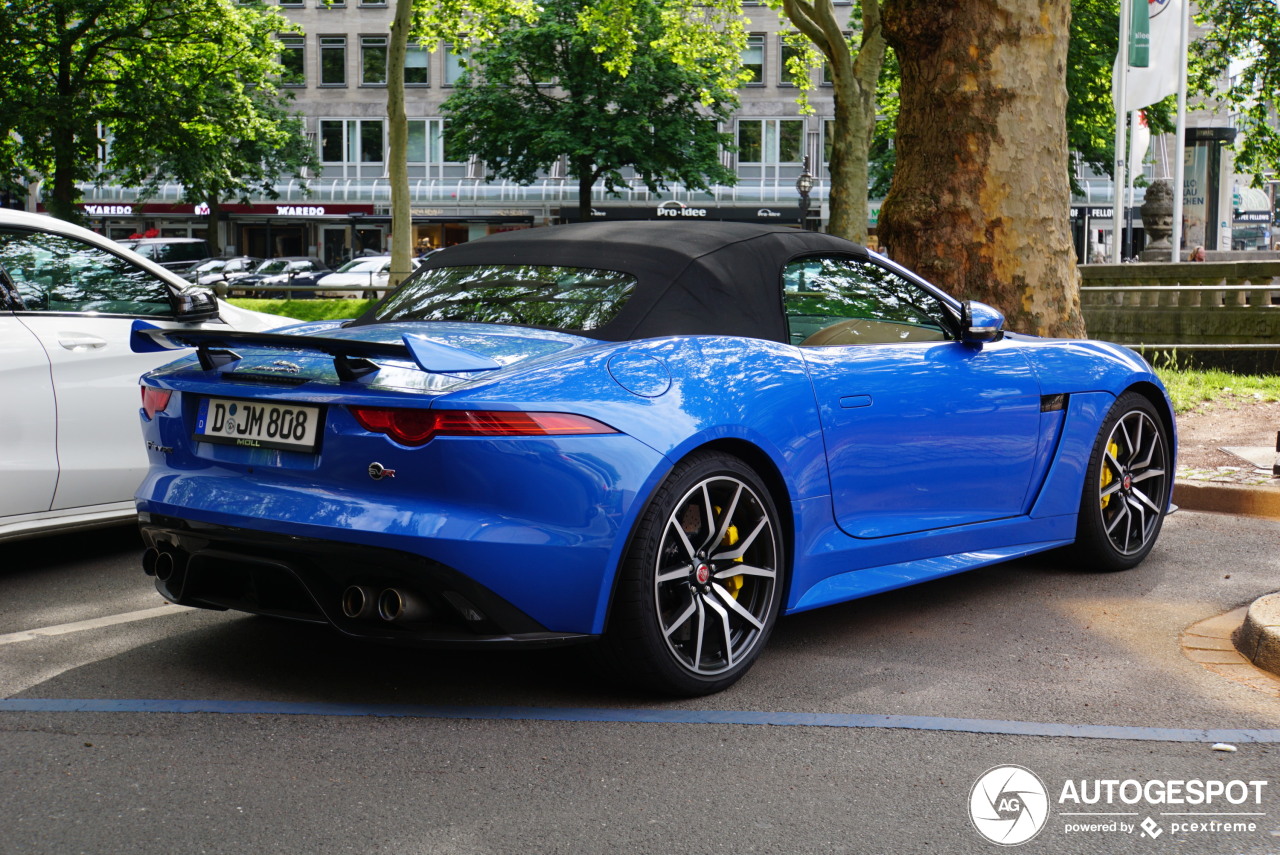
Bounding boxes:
[969,765,1050,846]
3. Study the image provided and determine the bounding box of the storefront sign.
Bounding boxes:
[75,202,376,217]
[556,205,803,224]
[82,204,137,216]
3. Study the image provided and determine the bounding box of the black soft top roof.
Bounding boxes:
[400,221,871,342]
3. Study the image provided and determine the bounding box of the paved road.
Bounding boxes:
[2,513,1279,854]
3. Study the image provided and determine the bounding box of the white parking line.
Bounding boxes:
[0,604,193,646]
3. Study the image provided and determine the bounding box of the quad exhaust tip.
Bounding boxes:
[342,586,434,623]
[376,587,433,623]
[340,585,377,620]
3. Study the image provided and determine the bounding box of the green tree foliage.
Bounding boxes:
[439,0,739,223]
[1067,0,1173,192]
[1192,0,1280,184]
[766,0,886,243]
[0,0,309,223]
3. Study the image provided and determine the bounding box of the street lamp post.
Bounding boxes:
[796,156,813,230]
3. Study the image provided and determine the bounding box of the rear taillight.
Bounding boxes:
[141,387,172,420]
[349,407,617,447]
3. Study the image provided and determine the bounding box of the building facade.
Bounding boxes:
[66,1,852,263]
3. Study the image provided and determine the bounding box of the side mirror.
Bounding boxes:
[171,289,220,321]
[961,301,1005,344]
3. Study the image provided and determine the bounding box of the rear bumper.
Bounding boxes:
[141,514,594,647]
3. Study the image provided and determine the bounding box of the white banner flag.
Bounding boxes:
[1113,0,1183,111]
[1129,111,1151,176]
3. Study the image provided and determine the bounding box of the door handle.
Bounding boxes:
[58,333,108,350]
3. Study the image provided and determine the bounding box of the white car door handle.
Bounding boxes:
[58,332,109,350]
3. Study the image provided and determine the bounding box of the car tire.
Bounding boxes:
[599,451,784,696]
[1072,392,1172,571]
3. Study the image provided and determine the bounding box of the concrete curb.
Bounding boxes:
[1235,593,1280,678]
[1173,479,1280,521]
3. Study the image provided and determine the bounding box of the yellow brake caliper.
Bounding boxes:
[722,520,744,599]
[1100,440,1119,509]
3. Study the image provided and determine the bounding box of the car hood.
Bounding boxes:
[215,299,300,332]
[318,272,387,285]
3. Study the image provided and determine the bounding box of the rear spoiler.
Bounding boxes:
[131,320,501,380]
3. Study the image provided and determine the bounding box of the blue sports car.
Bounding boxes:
[132,222,1175,695]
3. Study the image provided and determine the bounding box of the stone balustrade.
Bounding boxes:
[1078,260,1280,371]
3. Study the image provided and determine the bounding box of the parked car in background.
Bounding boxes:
[231,256,331,298]
[116,237,211,273]
[0,210,293,543]
[132,222,1176,695]
[184,256,262,288]
[315,255,420,299]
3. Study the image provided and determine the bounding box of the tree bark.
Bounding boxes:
[387,0,414,287]
[207,197,224,256]
[879,0,1085,338]
[577,165,594,224]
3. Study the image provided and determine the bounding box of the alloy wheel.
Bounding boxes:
[1098,408,1169,556]
[652,475,779,676]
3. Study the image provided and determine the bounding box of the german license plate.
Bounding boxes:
[195,397,322,452]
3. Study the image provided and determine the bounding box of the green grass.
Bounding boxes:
[228,298,377,322]
[1155,365,1280,414]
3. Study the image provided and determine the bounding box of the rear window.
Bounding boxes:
[374,264,636,331]
[128,241,209,262]
[163,242,208,262]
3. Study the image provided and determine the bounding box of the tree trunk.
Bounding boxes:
[46,4,81,224]
[207,197,224,256]
[879,0,1085,338]
[577,166,594,224]
[48,128,80,224]
[387,0,414,288]
[779,0,885,245]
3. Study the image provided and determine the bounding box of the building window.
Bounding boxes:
[741,34,764,85]
[359,0,387,5]
[319,119,384,164]
[407,119,464,164]
[279,36,305,86]
[444,44,469,86]
[404,43,429,86]
[779,38,806,87]
[737,119,804,164]
[279,0,303,6]
[319,36,346,86]
[361,36,387,85]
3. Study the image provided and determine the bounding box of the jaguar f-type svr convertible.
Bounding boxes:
[132,222,1175,695]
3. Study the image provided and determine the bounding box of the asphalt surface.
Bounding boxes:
[2,509,1280,853]
[1175,463,1280,680]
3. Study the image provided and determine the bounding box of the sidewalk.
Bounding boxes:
[1174,444,1280,521]
[1173,448,1280,684]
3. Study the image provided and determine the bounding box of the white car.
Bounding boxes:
[0,210,293,542]
[315,255,418,299]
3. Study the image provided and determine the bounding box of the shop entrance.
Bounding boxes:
[239,224,307,259]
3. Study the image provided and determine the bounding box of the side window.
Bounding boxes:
[0,229,173,316]
[783,256,953,346]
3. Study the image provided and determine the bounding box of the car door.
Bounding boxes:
[0,296,58,518]
[785,254,1043,539]
[0,226,204,513]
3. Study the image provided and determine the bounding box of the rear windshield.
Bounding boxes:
[374,264,636,331]
[131,241,209,262]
